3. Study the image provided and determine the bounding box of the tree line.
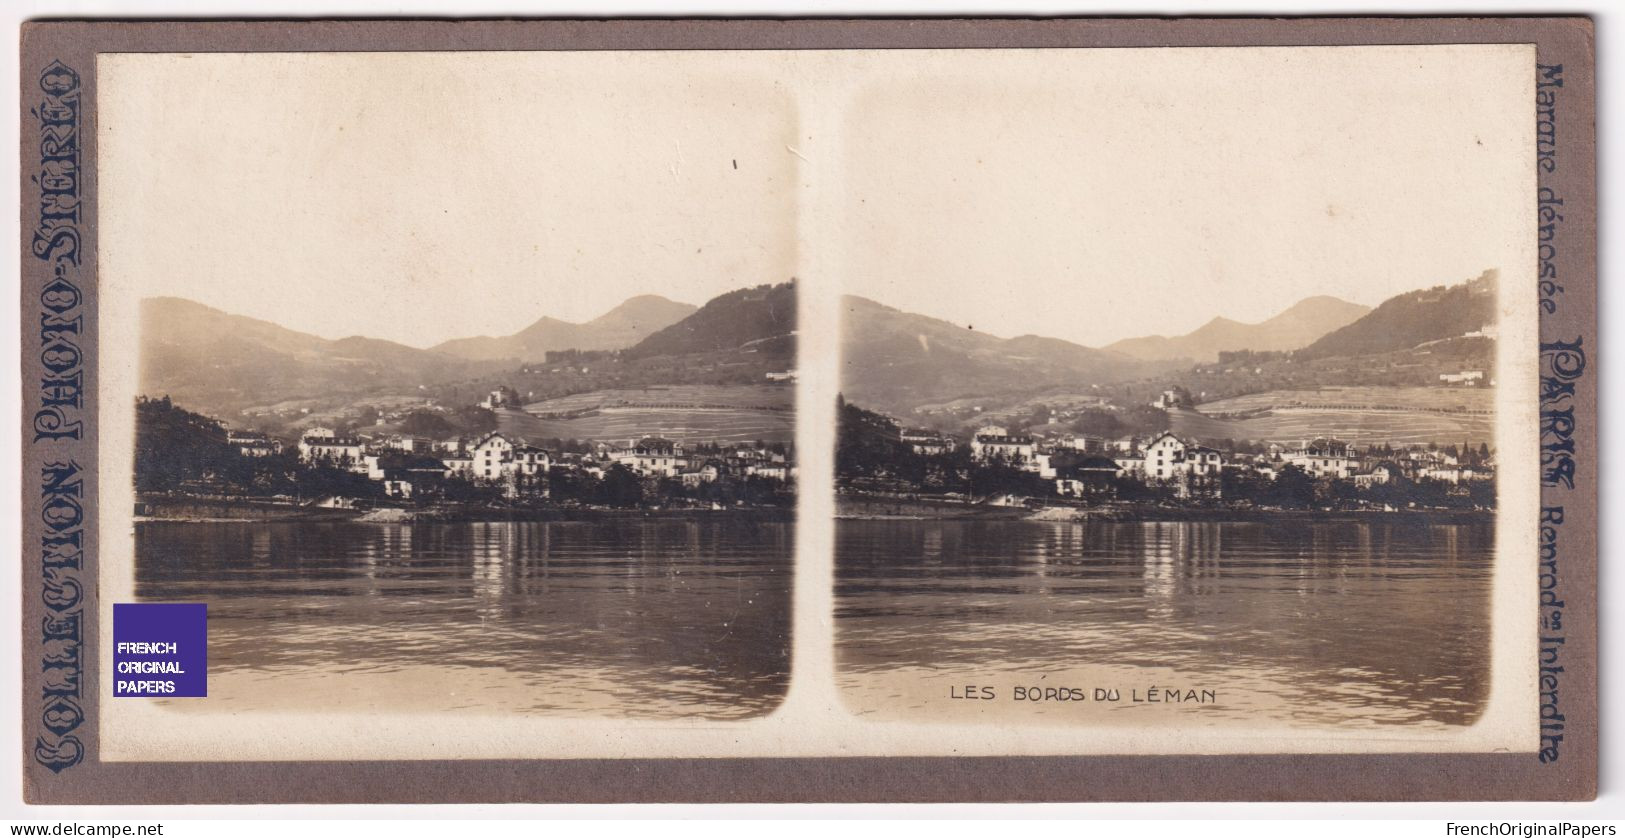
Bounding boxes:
[136,396,793,510]
[837,396,1494,510]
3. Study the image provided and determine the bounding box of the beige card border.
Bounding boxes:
[18,17,1597,803]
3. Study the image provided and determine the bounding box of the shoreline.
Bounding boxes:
[134,496,795,524]
[836,494,1493,524]
[837,508,1495,524]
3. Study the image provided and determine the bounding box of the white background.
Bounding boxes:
[0,0,1618,827]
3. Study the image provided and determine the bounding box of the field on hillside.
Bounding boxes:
[522,384,792,413]
[1198,386,1492,415]
[1172,386,1495,447]
[501,384,795,444]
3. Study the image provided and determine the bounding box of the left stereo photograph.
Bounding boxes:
[97,52,800,750]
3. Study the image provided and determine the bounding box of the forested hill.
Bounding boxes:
[835,397,908,479]
[624,281,796,360]
[1297,270,1498,360]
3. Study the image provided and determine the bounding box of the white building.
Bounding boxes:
[479,386,521,410]
[1141,433,1183,481]
[1418,466,1493,484]
[386,435,427,453]
[226,431,281,457]
[1354,463,1399,488]
[1284,438,1360,479]
[970,426,1037,467]
[1060,435,1104,453]
[298,435,365,471]
[459,432,553,497]
[746,461,794,482]
[1187,447,1222,478]
[611,437,687,478]
[468,432,553,480]
[470,432,516,481]
[900,429,954,456]
[1439,370,1486,385]
[1135,432,1222,482]
[680,460,725,487]
[511,444,551,480]
[1108,436,1141,453]
[1151,388,1191,410]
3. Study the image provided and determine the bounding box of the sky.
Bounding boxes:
[100,46,1532,349]
[831,46,1533,345]
[99,52,801,347]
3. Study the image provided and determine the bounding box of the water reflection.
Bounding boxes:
[836,519,1492,728]
[136,519,793,719]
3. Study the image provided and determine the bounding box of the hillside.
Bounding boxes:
[499,384,795,445]
[840,295,1168,416]
[1298,270,1498,360]
[624,282,796,361]
[1106,295,1370,363]
[430,295,696,361]
[1170,386,1495,448]
[140,297,496,419]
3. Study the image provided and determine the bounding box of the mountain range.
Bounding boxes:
[142,270,1495,424]
[840,271,1497,417]
[1104,296,1371,363]
[429,295,697,361]
[838,295,1174,416]
[140,286,781,419]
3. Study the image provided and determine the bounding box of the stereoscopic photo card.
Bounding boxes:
[16,17,1597,803]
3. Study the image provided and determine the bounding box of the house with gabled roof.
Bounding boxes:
[610,436,687,478]
[970,426,1037,467]
[1285,437,1360,479]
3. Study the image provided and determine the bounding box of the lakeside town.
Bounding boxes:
[836,271,1501,520]
[137,383,797,522]
[135,282,801,521]
[837,386,1495,520]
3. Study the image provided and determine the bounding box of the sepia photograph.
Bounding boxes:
[830,45,1538,734]
[99,52,799,726]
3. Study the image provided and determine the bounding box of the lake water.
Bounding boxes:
[135,518,793,719]
[836,518,1493,729]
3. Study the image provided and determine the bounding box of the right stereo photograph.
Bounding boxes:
[832,43,1534,739]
